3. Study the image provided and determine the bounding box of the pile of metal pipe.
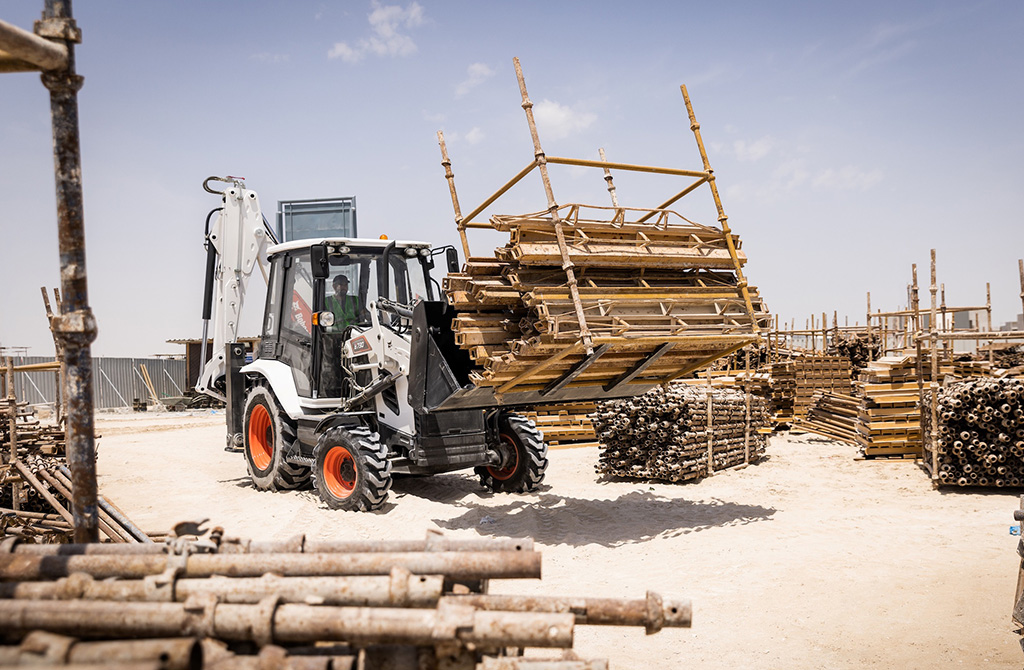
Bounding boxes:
[924,378,1024,487]
[0,529,691,669]
[592,384,769,482]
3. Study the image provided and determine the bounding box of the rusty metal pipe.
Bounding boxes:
[11,533,532,555]
[0,550,542,581]
[1,570,444,608]
[443,591,691,633]
[10,460,73,525]
[0,600,574,649]
[35,468,125,543]
[0,631,201,670]
[38,0,100,544]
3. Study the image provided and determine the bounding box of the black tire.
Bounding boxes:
[476,414,548,493]
[313,426,392,511]
[243,384,311,491]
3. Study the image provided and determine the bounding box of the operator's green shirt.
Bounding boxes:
[326,294,359,330]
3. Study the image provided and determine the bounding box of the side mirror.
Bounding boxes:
[314,311,335,329]
[311,244,329,279]
[445,247,460,274]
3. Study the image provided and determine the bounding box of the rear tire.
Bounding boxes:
[476,414,547,493]
[243,384,311,491]
[313,426,392,511]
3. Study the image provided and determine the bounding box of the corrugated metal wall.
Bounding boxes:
[8,356,187,409]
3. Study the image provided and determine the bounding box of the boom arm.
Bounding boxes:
[196,178,271,401]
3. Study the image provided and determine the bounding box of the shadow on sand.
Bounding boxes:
[422,488,774,547]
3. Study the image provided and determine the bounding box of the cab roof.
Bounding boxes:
[268,237,431,255]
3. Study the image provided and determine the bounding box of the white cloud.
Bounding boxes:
[732,136,775,163]
[439,127,484,145]
[328,1,425,63]
[533,99,596,140]
[812,166,884,191]
[250,52,289,64]
[455,63,495,98]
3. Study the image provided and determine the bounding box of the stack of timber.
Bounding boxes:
[445,203,770,403]
[794,391,860,443]
[792,355,852,419]
[923,378,1024,487]
[523,403,597,447]
[855,355,931,458]
[591,384,769,483]
[767,361,796,422]
[0,528,691,669]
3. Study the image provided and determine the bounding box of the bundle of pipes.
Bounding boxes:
[522,403,597,447]
[991,345,1024,370]
[446,221,771,395]
[922,378,1024,487]
[794,391,860,443]
[591,384,769,483]
[827,332,881,375]
[0,400,64,456]
[1,458,149,544]
[0,529,692,669]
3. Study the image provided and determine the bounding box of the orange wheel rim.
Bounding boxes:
[324,446,357,498]
[487,433,519,481]
[248,404,273,471]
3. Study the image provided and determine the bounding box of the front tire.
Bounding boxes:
[476,414,548,493]
[243,384,311,491]
[313,426,392,511]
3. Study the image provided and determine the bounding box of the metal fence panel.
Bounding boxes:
[8,356,186,410]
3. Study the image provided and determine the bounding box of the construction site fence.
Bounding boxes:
[7,356,186,411]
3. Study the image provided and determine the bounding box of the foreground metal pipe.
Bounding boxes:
[444,591,691,633]
[0,600,575,649]
[1,570,444,608]
[0,632,200,670]
[0,550,542,581]
[7,532,533,555]
[35,0,100,544]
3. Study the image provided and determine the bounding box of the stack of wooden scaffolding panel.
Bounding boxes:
[522,403,597,448]
[793,355,853,418]
[856,355,937,458]
[767,361,796,422]
[445,211,769,400]
[436,59,769,410]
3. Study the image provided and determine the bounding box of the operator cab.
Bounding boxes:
[257,238,440,403]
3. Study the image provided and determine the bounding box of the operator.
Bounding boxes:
[326,275,360,331]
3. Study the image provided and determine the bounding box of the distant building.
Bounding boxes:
[1000,314,1024,332]
[276,197,357,242]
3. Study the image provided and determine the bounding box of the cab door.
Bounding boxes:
[261,250,317,397]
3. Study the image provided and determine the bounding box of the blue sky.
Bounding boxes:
[1,1,1022,356]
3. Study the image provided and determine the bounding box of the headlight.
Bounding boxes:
[420,247,431,257]
[404,247,419,258]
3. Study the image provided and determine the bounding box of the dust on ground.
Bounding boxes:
[95,410,1022,669]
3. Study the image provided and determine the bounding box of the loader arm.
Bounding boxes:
[196,177,273,401]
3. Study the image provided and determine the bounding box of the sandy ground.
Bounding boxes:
[93,410,1023,669]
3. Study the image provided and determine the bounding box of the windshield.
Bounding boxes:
[324,247,433,329]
